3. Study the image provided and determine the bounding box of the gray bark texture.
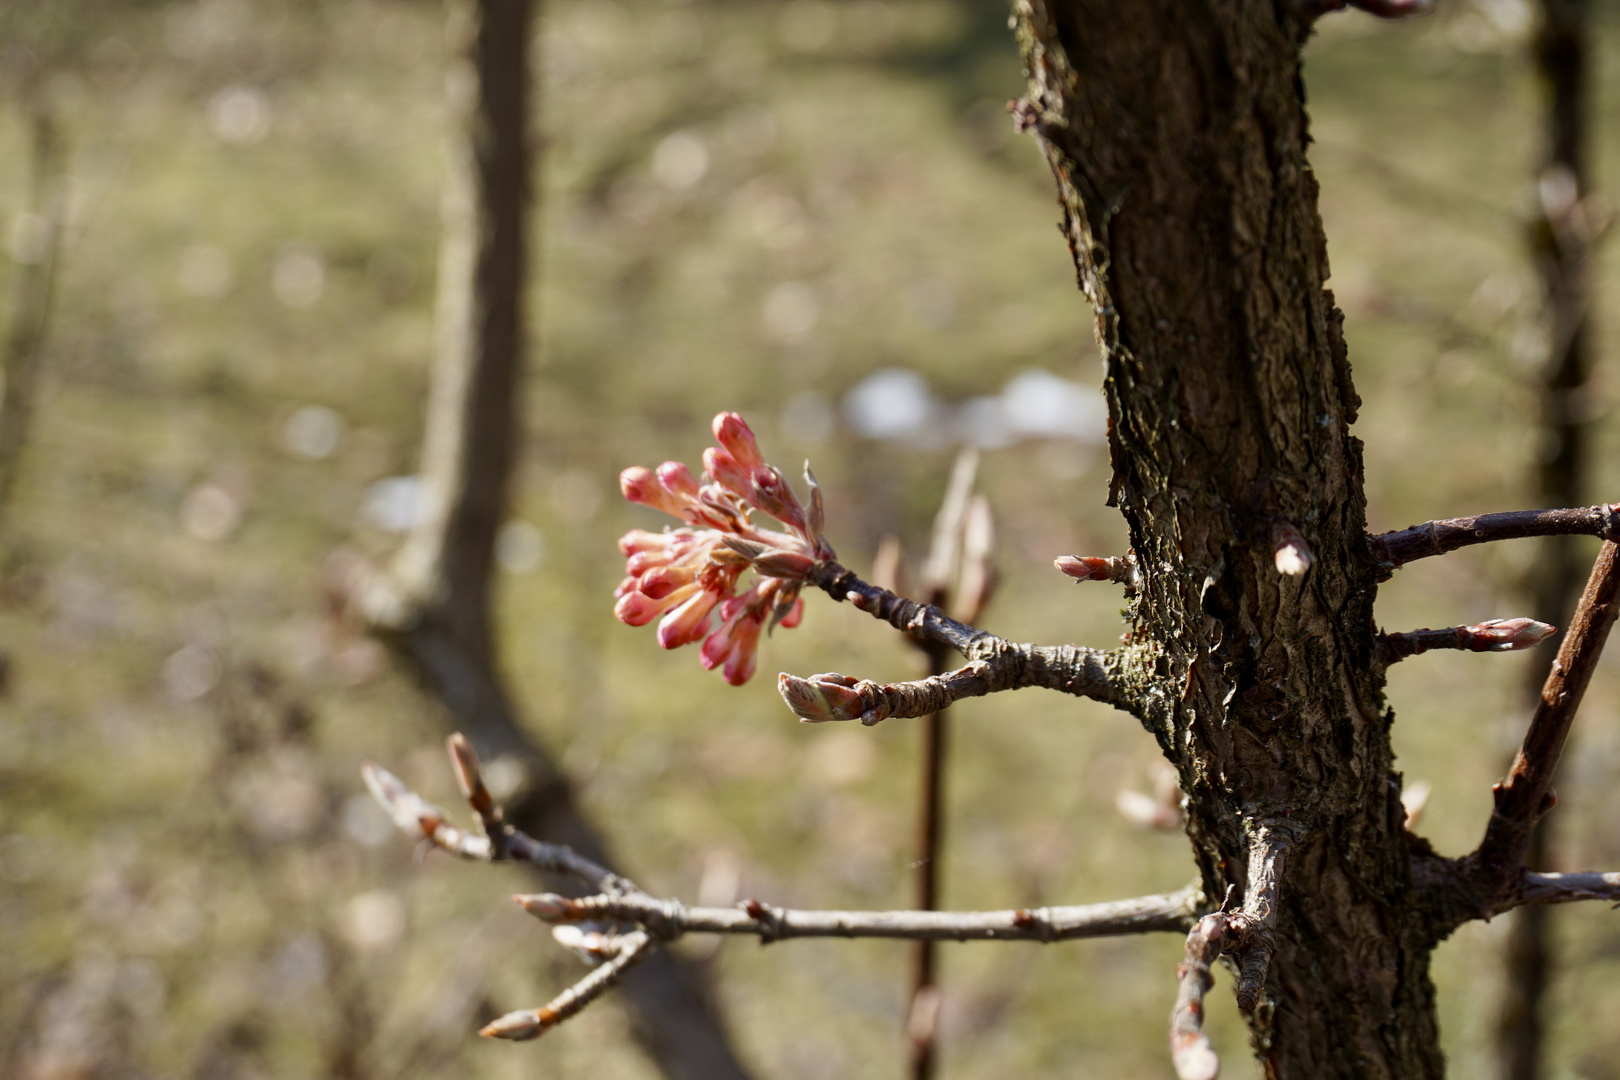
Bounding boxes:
[1015,3,1443,1075]
[359,3,756,1078]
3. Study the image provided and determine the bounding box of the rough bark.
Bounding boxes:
[1497,3,1592,1076]
[357,4,755,1078]
[1015,3,1441,1076]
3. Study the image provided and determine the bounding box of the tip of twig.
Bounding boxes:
[479,1008,552,1041]
[1466,618,1557,652]
[777,671,865,723]
[360,761,441,841]
[514,892,575,921]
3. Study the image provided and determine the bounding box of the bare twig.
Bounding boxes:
[1170,909,1227,1080]
[514,888,1201,944]
[368,738,1201,1046]
[778,638,1132,725]
[1376,618,1556,665]
[1520,871,1620,907]
[1369,504,1620,577]
[805,559,989,655]
[480,931,657,1041]
[1475,540,1620,874]
[361,760,629,894]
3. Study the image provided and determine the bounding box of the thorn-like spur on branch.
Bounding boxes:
[1377,618,1557,665]
[480,931,657,1041]
[515,887,1200,944]
[1369,503,1620,578]
[778,640,1134,725]
[1054,554,1133,584]
[362,752,629,895]
[1474,541,1620,876]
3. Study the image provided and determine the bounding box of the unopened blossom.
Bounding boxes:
[615,413,831,685]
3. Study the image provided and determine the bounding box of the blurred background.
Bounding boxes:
[2,1,1620,1077]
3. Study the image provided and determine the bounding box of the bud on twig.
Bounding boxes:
[777,671,868,723]
[1055,555,1130,583]
[1271,522,1314,577]
[1463,617,1558,652]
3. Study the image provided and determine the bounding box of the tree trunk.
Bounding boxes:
[0,94,63,532]
[1497,3,1592,1077]
[1016,3,1442,1075]
[358,4,755,1078]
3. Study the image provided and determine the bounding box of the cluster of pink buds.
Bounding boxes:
[615,413,834,686]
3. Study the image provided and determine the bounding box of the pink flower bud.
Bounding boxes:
[657,588,720,649]
[638,563,695,600]
[713,412,765,470]
[627,549,674,576]
[620,467,684,516]
[615,583,693,627]
[703,447,753,501]
[777,596,804,629]
[657,460,701,498]
[1055,555,1112,581]
[750,467,808,534]
[619,529,668,556]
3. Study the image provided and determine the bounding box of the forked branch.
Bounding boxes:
[367,736,1203,1044]
[1369,504,1620,577]
[1165,826,1295,1080]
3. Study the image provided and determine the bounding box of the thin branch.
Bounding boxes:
[514,888,1201,944]
[1475,540,1620,874]
[1520,871,1620,907]
[805,560,988,655]
[1369,504,1620,577]
[1169,910,1227,1080]
[1376,618,1556,666]
[777,639,1134,725]
[368,739,1202,1046]
[361,759,630,895]
[480,931,657,1041]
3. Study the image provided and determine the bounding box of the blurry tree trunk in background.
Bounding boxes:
[0,91,63,533]
[357,3,755,1078]
[1497,2,1593,1078]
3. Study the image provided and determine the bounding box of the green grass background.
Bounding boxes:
[2,1,1620,1077]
